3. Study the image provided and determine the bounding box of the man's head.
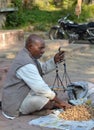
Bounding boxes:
[25,34,45,59]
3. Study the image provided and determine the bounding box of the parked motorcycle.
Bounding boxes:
[49,14,94,43]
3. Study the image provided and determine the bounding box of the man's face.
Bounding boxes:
[29,41,45,59]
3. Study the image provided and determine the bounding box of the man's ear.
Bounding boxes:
[27,43,32,51]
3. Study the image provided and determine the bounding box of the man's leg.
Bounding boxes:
[19,93,49,114]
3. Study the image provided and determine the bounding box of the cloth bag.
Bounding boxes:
[67,81,94,106]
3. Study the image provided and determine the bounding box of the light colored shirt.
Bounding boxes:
[2,58,56,119]
[16,63,56,100]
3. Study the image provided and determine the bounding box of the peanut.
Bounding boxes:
[59,105,94,121]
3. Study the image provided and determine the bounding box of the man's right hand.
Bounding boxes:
[53,96,72,110]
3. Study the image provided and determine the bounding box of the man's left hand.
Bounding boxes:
[54,51,65,64]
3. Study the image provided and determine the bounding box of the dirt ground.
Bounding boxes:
[0,37,94,130]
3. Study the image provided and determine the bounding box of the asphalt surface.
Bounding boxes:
[0,39,94,130]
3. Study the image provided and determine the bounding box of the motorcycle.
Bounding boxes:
[49,14,94,43]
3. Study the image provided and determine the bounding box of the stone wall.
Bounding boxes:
[0,29,24,49]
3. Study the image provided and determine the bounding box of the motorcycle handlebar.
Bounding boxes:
[64,13,70,20]
[58,14,70,23]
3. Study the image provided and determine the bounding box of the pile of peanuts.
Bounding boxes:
[59,105,94,121]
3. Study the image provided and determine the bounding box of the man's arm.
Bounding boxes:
[40,50,65,75]
[40,58,56,75]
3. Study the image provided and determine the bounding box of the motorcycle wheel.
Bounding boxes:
[49,28,64,40]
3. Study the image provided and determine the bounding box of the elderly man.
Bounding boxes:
[2,34,71,119]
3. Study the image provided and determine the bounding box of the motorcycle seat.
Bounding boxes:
[88,22,94,27]
[77,24,88,31]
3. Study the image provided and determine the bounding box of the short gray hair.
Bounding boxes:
[25,34,44,48]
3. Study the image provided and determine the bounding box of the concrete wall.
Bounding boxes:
[0,29,24,49]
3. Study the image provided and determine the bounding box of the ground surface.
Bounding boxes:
[0,33,94,130]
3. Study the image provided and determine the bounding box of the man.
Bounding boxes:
[2,34,71,119]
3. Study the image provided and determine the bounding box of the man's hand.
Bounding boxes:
[59,101,72,110]
[52,96,72,110]
[54,51,65,64]
[54,101,72,110]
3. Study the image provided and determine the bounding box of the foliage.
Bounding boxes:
[12,0,23,10]
[75,4,94,22]
[4,0,94,31]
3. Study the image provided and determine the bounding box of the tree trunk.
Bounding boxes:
[75,0,82,16]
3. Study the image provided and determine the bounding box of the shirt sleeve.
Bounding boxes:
[40,58,56,75]
[16,64,56,100]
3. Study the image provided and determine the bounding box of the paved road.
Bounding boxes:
[0,40,94,130]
